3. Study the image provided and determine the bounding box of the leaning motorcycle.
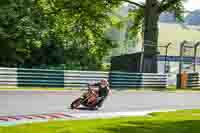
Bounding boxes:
[70,88,99,109]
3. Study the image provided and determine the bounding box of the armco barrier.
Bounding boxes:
[110,72,167,88]
[187,73,200,88]
[0,67,167,88]
[17,68,65,87]
[64,70,109,88]
[0,68,17,87]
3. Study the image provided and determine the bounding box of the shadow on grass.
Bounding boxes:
[100,120,200,133]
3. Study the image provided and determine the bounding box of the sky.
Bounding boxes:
[185,0,200,11]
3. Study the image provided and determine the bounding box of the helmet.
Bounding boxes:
[100,79,109,86]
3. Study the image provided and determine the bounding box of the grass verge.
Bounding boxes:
[1,109,200,133]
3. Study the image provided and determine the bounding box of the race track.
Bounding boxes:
[1,90,200,117]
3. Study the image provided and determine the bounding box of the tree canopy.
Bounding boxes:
[119,0,186,72]
[0,0,187,70]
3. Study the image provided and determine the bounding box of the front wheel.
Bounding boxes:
[71,98,81,109]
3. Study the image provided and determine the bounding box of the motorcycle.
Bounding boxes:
[71,88,99,109]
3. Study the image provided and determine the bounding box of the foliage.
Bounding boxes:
[113,0,186,41]
[43,0,121,70]
[0,0,188,70]
[0,0,48,67]
[0,0,120,70]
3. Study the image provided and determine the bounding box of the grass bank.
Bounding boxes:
[1,110,200,133]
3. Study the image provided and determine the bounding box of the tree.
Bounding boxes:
[0,0,120,70]
[0,0,48,67]
[0,0,186,71]
[121,0,186,72]
[122,0,185,45]
[36,0,120,70]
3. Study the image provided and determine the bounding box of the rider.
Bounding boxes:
[88,79,111,108]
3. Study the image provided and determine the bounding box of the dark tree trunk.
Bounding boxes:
[142,0,159,73]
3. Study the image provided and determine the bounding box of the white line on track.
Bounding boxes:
[69,109,177,119]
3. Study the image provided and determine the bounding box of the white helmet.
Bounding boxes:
[100,79,109,86]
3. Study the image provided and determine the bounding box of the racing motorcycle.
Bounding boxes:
[70,88,99,109]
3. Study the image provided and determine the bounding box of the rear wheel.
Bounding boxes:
[71,98,81,109]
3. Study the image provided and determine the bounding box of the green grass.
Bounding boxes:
[1,110,200,133]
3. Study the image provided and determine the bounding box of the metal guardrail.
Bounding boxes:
[0,68,17,87]
[0,67,167,89]
[187,73,200,88]
[110,72,167,88]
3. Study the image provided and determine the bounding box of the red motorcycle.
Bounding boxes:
[71,88,99,109]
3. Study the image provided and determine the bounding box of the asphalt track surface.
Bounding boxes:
[1,90,200,117]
